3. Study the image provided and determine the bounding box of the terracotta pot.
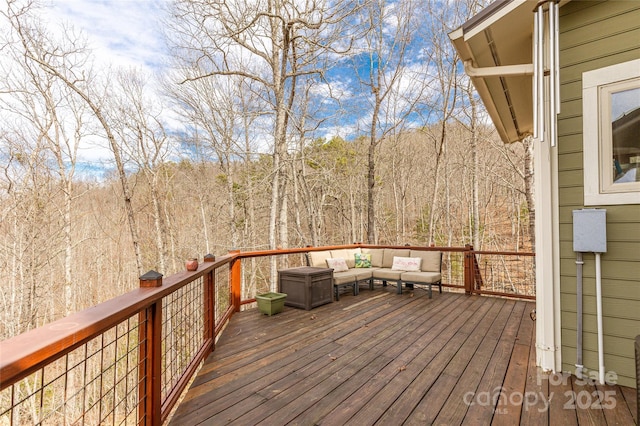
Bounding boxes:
[185,258,198,271]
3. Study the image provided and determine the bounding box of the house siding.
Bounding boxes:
[557,1,640,388]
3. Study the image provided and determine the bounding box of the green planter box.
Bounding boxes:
[256,292,287,316]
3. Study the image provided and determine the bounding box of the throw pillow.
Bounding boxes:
[391,256,422,272]
[326,257,349,272]
[354,253,372,268]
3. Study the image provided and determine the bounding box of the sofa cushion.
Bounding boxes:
[372,269,403,280]
[309,250,332,268]
[382,249,410,268]
[410,250,442,272]
[354,269,374,280]
[401,271,442,284]
[391,256,422,271]
[333,269,372,284]
[362,248,384,267]
[333,270,360,285]
[331,248,361,269]
[355,253,372,268]
[326,257,349,272]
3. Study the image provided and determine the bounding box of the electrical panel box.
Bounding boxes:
[573,209,607,253]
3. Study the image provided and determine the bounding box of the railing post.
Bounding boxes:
[203,254,216,351]
[464,245,474,295]
[229,250,242,312]
[139,271,163,426]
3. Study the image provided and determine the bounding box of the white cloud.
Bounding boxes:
[45,0,170,72]
[310,78,354,104]
[21,1,173,170]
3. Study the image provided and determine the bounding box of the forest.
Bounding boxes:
[0,0,534,341]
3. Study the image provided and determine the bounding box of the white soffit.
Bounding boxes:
[463,0,529,41]
[450,0,535,143]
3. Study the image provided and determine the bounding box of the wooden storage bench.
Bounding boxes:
[278,267,333,310]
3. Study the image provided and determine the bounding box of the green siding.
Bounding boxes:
[557,1,640,389]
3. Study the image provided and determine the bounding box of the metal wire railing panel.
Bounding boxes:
[215,265,231,324]
[473,252,536,297]
[0,316,142,425]
[441,251,466,289]
[160,276,205,402]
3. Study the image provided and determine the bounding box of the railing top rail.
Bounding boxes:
[359,244,470,252]
[234,244,474,259]
[0,254,234,390]
[227,244,532,261]
[470,250,535,256]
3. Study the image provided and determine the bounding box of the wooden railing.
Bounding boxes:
[0,244,534,425]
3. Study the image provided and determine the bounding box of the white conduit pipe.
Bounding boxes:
[595,252,605,384]
[533,10,539,140]
[553,0,561,115]
[549,2,557,147]
[576,252,584,379]
[536,4,545,143]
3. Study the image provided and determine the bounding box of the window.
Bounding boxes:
[583,59,640,205]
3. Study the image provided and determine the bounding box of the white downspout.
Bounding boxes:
[533,1,561,374]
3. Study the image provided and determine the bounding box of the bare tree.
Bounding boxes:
[112,70,173,273]
[5,0,145,274]
[0,1,98,319]
[167,72,251,249]
[168,0,356,251]
[351,0,427,243]
[415,0,464,247]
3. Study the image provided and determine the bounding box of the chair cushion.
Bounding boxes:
[333,270,360,285]
[372,269,403,280]
[309,250,331,268]
[333,269,372,285]
[401,271,442,284]
[354,269,374,280]
[410,250,442,272]
[382,249,410,268]
[331,248,361,269]
[362,248,384,267]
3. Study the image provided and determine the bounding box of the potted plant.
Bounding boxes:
[256,292,287,316]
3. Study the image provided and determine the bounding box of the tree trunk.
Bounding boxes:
[367,102,380,243]
[427,122,447,246]
[523,137,535,248]
[471,118,481,250]
[150,184,167,273]
[26,58,145,274]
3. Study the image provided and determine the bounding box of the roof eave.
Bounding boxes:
[449,0,536,144]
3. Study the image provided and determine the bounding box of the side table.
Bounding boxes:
[278,267,333,310]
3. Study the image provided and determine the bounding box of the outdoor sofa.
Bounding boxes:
[306,247,442,300]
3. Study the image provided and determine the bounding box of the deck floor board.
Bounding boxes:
[169,287,637,425]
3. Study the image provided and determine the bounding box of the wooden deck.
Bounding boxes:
[169,287,638,425]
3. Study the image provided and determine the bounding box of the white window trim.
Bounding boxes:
[583,58,640,206]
